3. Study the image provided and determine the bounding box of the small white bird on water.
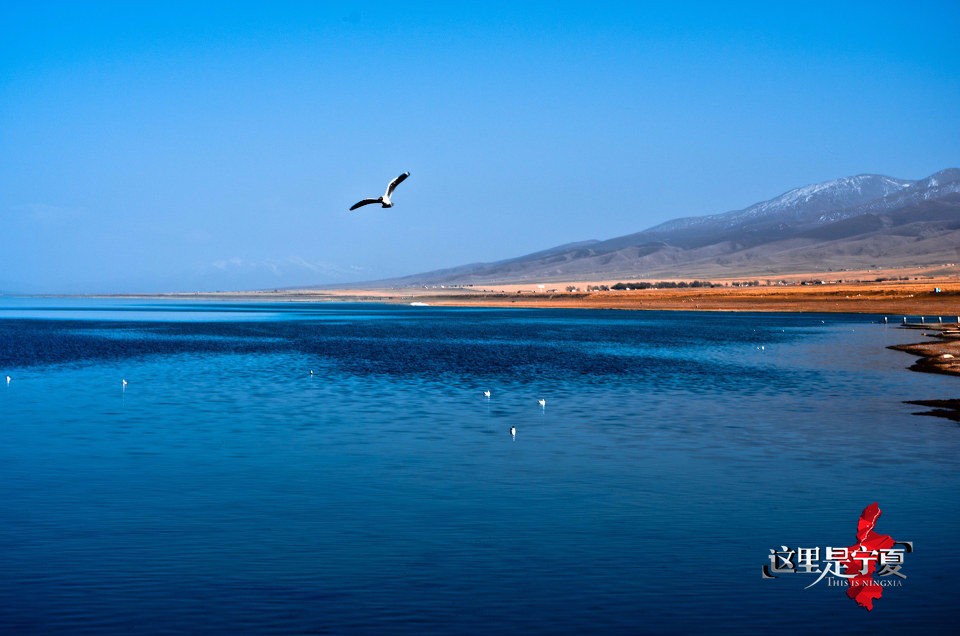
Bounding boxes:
[349,172,410,211]
[5,375,10,385]
[483,390,491,398]
[510,426,516,439]
[122,378,128,389]
[538,398,546,408]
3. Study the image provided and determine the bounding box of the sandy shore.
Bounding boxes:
[156,278,959,316]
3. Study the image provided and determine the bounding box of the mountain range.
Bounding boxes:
[374,168,960,285]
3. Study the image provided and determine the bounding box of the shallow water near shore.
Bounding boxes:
[1,298,958,634]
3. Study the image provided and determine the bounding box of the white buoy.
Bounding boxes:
[5,375,9,385]
[121,378,128,388]
[510,426,516,439]
[310,369,314,376]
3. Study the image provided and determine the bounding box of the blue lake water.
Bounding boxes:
[1,299,958,634]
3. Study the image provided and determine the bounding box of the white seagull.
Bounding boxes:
[538,398,546,408]
[483,390,491,398]
[5,375,10,385]
[510,426,516,439]
[349,172,410,211]
[122,378,128,388]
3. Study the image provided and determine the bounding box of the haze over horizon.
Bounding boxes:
[2,1,958,293]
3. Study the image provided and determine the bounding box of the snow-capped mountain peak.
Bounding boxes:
[651,173,914,233]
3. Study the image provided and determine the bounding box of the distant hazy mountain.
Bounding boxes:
[370,168,960,285]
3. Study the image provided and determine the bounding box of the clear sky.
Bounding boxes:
[2,1,958,293]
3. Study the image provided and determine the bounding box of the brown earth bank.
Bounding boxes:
[134,277,960,316]
[123,272,960,314]
[410,284,959,314]
[344,279,956,316]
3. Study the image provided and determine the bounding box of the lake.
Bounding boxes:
[1,299,957,634]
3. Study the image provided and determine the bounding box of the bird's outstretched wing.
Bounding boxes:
[385,171,410,197]
[349,198,381,211]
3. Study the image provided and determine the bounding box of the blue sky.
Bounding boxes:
[2,1,958,293]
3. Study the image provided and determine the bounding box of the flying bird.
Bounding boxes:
[349,172,410,211]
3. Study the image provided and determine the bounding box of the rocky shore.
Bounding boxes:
[889,323,960,377]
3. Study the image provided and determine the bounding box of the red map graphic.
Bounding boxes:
[841,502,896,611]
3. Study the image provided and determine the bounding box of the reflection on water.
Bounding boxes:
[0,299,957,633]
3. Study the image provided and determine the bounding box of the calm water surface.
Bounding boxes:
[1,299,958,634]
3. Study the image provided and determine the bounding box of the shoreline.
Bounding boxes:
[82,278,958,315]
[11,278,959,380]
